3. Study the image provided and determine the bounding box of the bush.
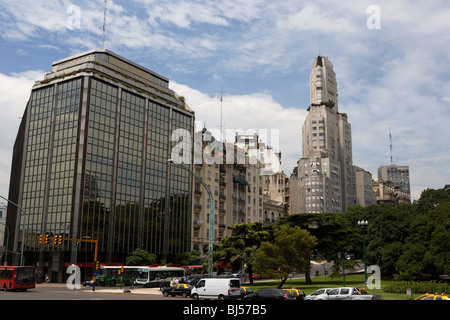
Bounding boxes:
[383,280,449,294]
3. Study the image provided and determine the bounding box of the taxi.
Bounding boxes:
[162,283,193,298]
[284,288,306,300]
[415,293,449,300]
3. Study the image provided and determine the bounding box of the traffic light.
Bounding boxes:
[39,234,44,244]
[58,235,62,245]
[96,261,100,270]
[45,234,49,244]
[54,235,58,245]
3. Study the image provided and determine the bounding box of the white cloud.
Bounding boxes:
[0,70,45,198]
[277,4,357,33]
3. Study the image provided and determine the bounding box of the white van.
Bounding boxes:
[191,278,241,300]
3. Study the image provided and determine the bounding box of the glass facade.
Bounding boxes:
[21,79,82,251]
[14,68,193,266]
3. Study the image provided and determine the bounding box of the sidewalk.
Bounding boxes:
[81,286,162,295]
[37,282,163,295]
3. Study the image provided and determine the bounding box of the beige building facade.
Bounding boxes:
[291,56,355,214]
[354,166,376,207]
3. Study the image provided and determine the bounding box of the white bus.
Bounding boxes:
[135,266,185,288]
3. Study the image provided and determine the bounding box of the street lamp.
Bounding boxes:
[168,159,214,278]
[0,195,27,266]
[357,220,369,283]
[338,252,350,287]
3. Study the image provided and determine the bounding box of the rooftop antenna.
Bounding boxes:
[318,32,321,55]
[219,84,224,142]
[389,132,393,165]
[102,0,107,49]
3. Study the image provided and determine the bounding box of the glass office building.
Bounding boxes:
[6,50,194,280]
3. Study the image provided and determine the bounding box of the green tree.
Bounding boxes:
[279,212,360,282]
[126,249,157,266]
[175,250,200,266]
[253,225,317,288]
[214,222,273,284]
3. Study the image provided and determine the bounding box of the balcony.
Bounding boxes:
[194,190,203,197]
[193,220,204,228]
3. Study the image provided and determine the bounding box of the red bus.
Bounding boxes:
[0,266,36,291]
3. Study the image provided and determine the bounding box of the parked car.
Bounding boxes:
[185,276,203,286]
[284,288,306,300]
[304,288,334,300]
[315,287,375,300]
[243,288,296,300]
[240,286,254,298]
[415,293,449,300]
[218,272,233,278]
[232,271,245,278]
[162,283,193,298]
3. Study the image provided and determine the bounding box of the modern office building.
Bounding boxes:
[5,49,194,280]
[377,165,411,200]
[291,56,355,213]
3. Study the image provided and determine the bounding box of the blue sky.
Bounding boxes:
[1,0,450,201]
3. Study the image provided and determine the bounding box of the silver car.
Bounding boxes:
[304,288,333,300]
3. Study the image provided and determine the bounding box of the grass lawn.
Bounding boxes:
[243,274,420,300]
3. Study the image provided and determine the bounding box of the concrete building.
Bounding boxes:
[192,129,290,258]
[378,165,411,201]
[5,49,194,280]
[372,179,410,204]
[354,166,376,207]
[291,55,355,213]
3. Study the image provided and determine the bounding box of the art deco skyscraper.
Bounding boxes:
[291,56,355,213]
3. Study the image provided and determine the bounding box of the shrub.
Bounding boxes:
[383,280,449,294]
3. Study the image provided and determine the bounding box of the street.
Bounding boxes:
[0,283,178,300]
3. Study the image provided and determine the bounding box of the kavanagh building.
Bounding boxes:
[290,56,356,214]
[5,49,194,281]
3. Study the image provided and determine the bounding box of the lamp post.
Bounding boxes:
[168,159,214,278]
[357,220,369,283]
[338,252,350,287]
[0,195,26,266]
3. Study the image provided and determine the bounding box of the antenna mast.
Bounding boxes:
[389,132,393,165]
[102,0,107,49]
[219,84,224,142]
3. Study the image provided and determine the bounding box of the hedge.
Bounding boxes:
[383,280,449,294]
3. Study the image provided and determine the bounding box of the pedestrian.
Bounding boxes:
[170,278,174,287]
[174,278,179,285]
[45,273,49,283]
